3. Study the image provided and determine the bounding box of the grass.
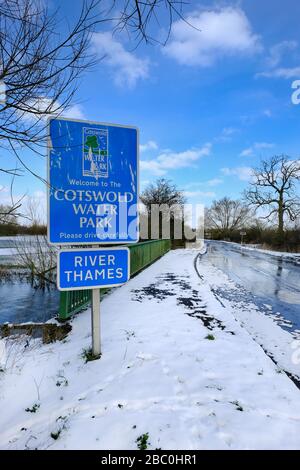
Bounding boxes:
[51,416,68,440]
[56,377,68,387]
[25,403,40,413]
[205,334,215,340]
[81,348,101,363]
[136,433,150,450]
[50,430,61,440]
[231,400,244,412]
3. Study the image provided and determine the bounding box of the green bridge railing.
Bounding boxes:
[59,239,171,320]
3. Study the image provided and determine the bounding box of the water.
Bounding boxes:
[0,237,59,324]
[205,241,300,333]
[0,272,59,324]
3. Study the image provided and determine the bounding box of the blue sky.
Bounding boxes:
[1,0,300,216]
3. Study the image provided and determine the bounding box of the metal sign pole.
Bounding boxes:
[91,288,101,357]
[49,118,138,359]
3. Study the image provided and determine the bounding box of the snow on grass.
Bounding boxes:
[1,249,300,450]
[213,240,300,264]
[242,244,300,261]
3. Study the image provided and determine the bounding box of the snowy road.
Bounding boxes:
[205,241,300,334]
[1,249,300,450]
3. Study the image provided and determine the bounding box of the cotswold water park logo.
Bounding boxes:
[82,127,109,178]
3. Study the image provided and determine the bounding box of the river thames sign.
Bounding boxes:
[48,117,139,245]
[57,247,130,291]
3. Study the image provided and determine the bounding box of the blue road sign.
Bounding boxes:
[48,118,139,245]
[57,247,130,291]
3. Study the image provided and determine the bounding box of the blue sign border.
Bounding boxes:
[47,117,139,245]
[57,247,130,291]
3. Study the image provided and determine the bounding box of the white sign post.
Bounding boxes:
[91,288,101,357]
[49,117,138,357]
[56,246,131,356]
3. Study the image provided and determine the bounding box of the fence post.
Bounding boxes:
[59,292,69,321]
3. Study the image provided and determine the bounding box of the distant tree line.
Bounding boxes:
[205,155,300,251]
[141,155,300,252]
[2,155,299,252]
[0,203,46,236]
[0,222,46,237]
[206,225,300,252]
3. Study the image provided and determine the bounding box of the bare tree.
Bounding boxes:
[244,155,300,240]
[25,195,43,227]
[115,0,191,45]
[14,197,56,287]
[0,204,19,224]
[0,0,102,171]
[0,0,105,224]
[140,178,186,209]
[140,178,187,240]
[15,235,57,287]
[0,0,189,220]
[0,0,188,169]
[205,197,252,232]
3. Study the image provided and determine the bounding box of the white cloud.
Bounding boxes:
[0,188,46,223]
[62,104,86,120]
[217,127,239,142]
[0,186,12,207]
[18,98,86,122]
[92,32,149,88]
[257,67,300,79]
[222,127,237,136]
[18,97,56,122]
[240,148,253,157]
[221,166,253,181]
[164,7,261,66]
[141,143,211,175]
[240,142,275,157]
[207,178,223,187]
[0,80,6,104]
[263,109,272,118]
[266,41,298,68]
[0,185,9,195]
[256,40,300,79]
[222,127,238,137]
[183,190,216,198]
[255,142,274,149]
[185,178,223,190]
[140,140,158,153]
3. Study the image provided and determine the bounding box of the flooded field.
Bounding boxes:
[0,237,59,323]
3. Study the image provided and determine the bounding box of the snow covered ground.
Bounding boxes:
[1,249,300,450]
[217,240,300,265]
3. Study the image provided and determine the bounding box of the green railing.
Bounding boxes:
[59,239,171,320]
